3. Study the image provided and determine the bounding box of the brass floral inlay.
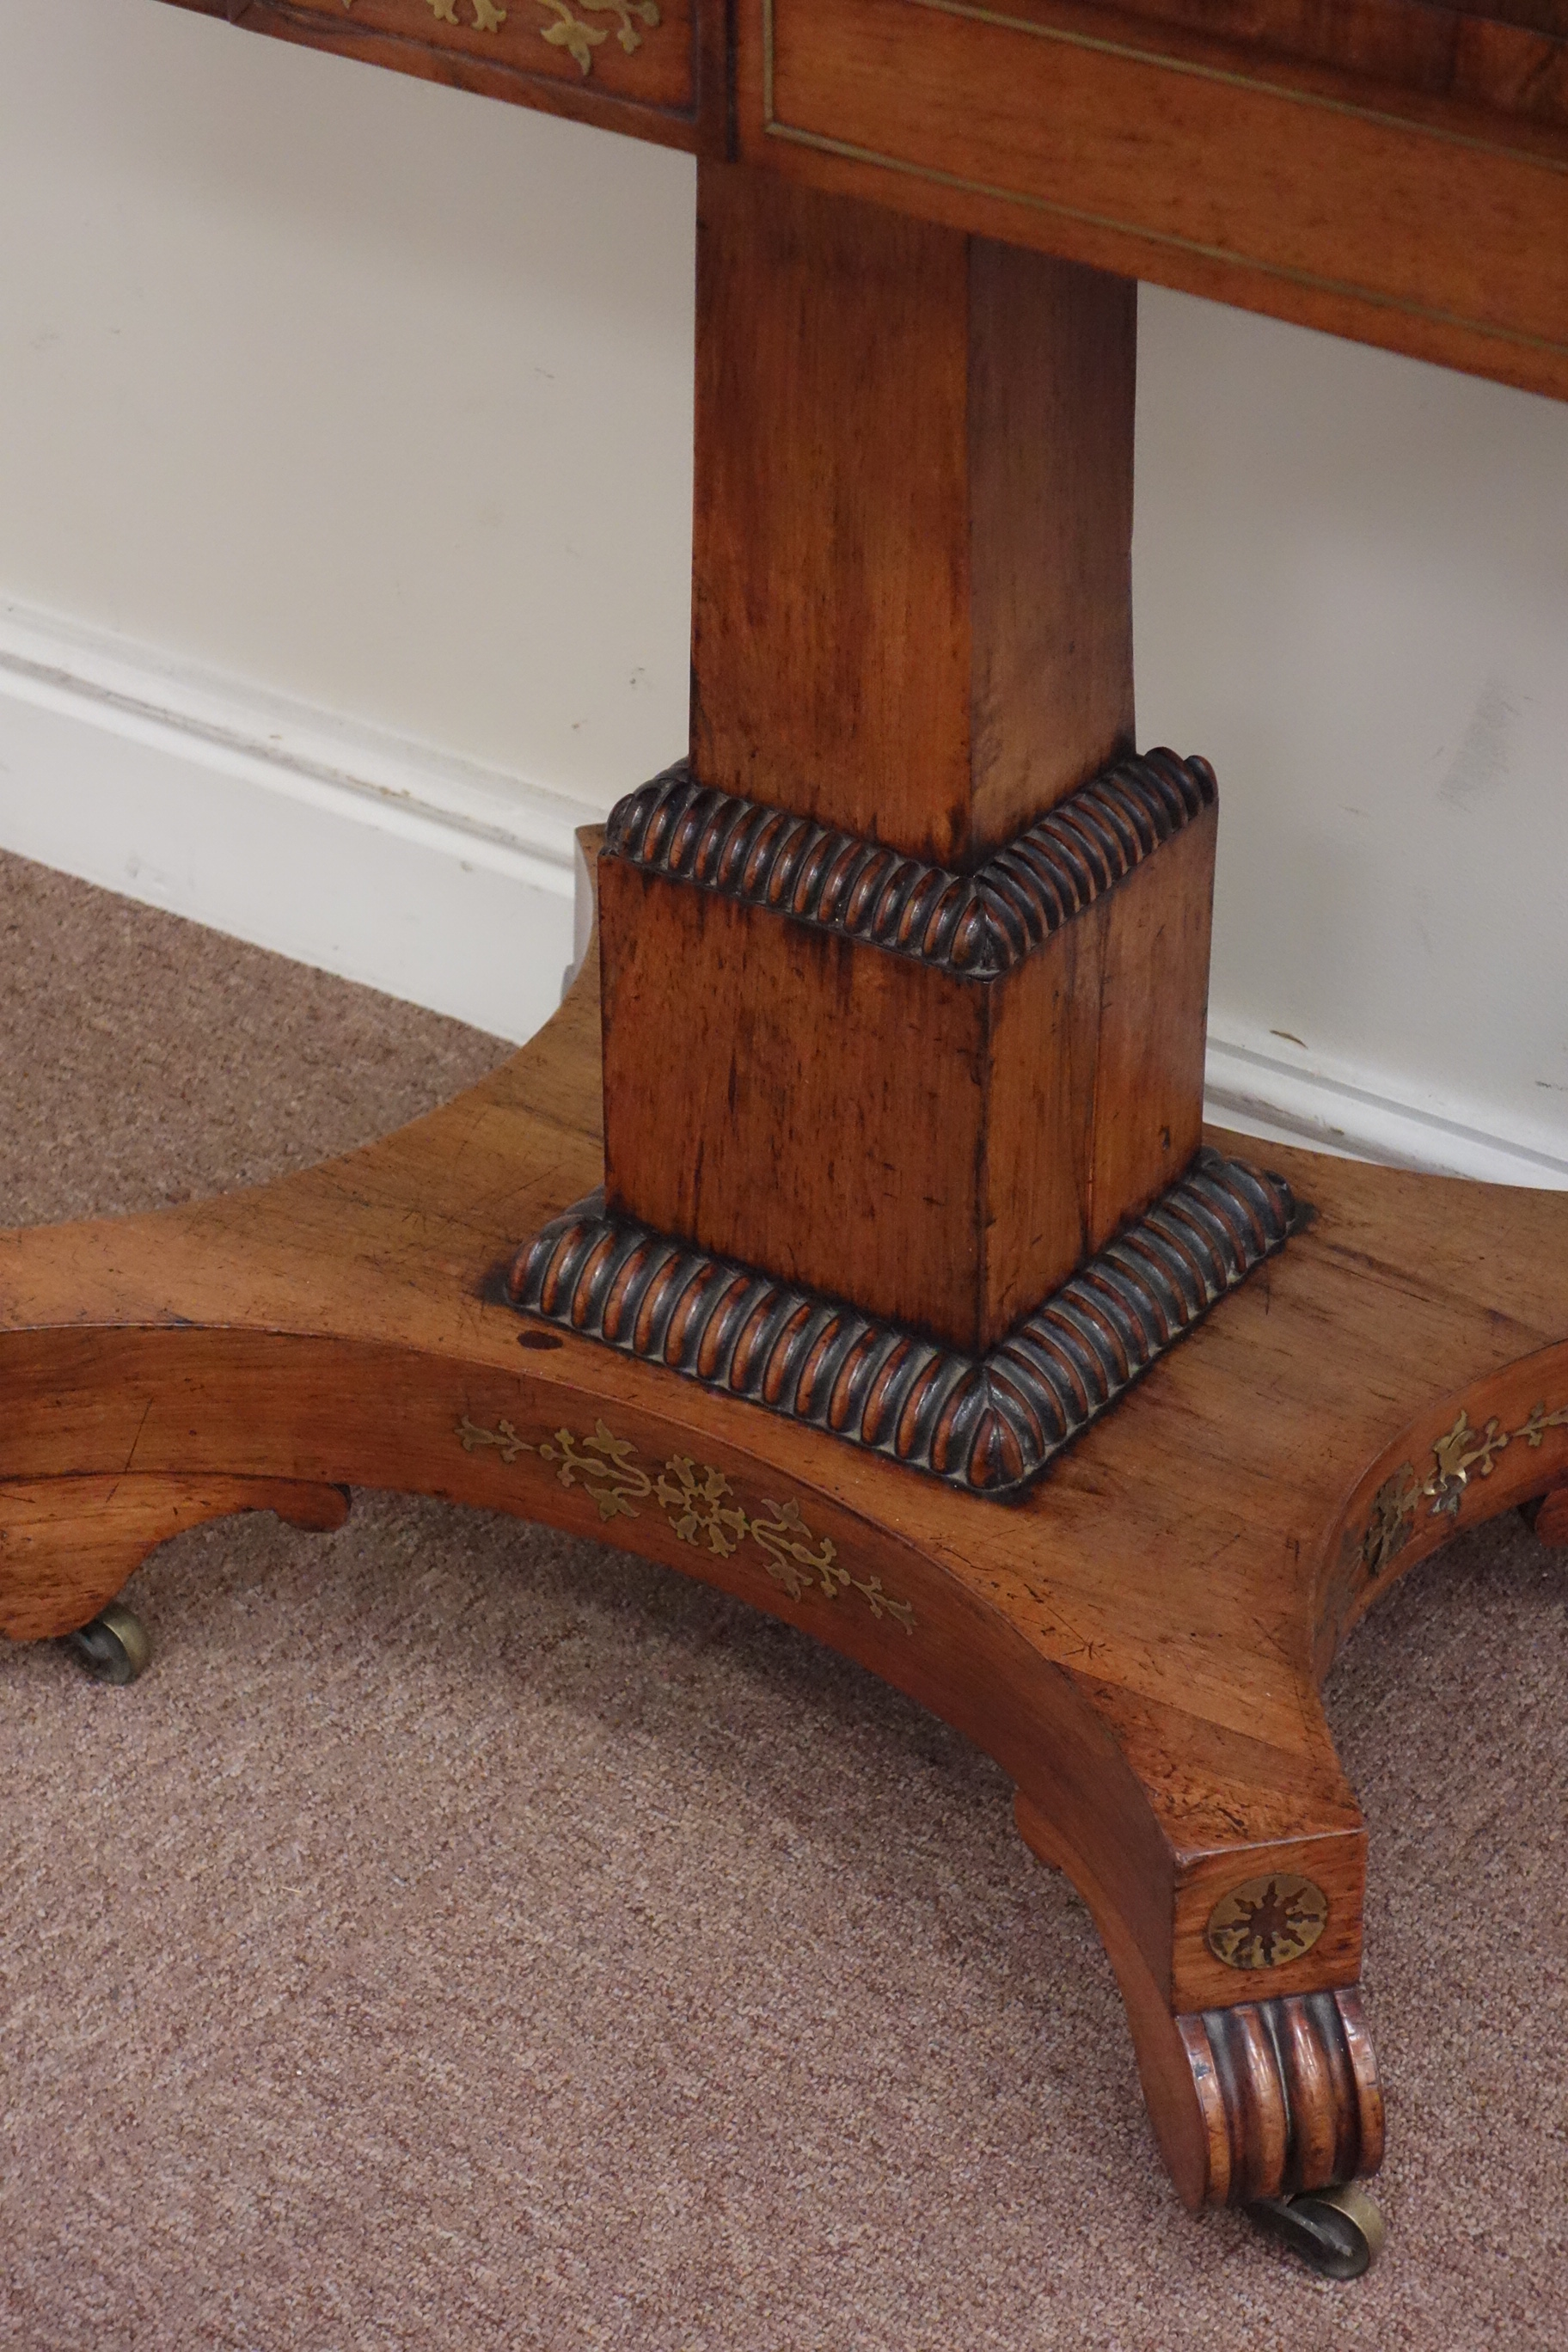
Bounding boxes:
[1361,1400,1568,1580]
[422,0,506,26]
[539,0,661,71]
[456,1417,916,1632]
[1205,1874,1328,1971]
[341,0,662,77]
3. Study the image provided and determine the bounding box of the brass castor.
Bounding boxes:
[64,1602,152,1686]
[1248,2183,1387,2279]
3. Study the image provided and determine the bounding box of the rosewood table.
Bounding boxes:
[7,0,1567,2281]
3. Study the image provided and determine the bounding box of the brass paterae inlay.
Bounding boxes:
[1205,1874,1329,1971]
[1361,1400,1568,1579]
[456,1416,916,1632]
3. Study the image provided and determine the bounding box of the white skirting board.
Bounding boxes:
[2,597,1565,1189]
[1202,1031,1568,1188]
[0,600,606,1045]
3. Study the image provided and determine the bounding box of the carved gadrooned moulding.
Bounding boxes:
[606,749,1216,977]
[1179,1988,1385,2208]
[505,1149,1297,1501]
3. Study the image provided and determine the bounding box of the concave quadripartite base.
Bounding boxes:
[505,1150,1298,1499]
[3,944,1567,2237]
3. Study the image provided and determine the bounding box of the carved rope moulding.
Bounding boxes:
[341,0,662,77]
[457,1414,916,1630]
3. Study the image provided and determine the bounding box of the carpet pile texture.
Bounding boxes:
[2,850,1564,2349]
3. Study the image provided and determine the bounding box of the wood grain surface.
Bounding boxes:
[690,168,1136,864]
[159,0,1568,403]
[1087,0,1568,132]
[740,0,1568,404]
[1531,1484,1568,1543]
[598,801,1216,1350]
[4,901,1567,2196]
[617,165,1207,1347]
[0,1473,348,1644]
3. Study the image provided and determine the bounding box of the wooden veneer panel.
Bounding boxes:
[738,0,1568,404]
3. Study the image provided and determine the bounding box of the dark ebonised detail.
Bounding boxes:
[504,1150,1295,1501]
[604,750,1216,977]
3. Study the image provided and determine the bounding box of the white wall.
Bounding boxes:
[2,0,1565,1174]
[1136,299,1568,1181]
[0,0,694,794]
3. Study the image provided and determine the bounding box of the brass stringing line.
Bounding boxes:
[756,0,1568,370]
[456,1417,916,1632]
[758,0,1568,180]
[1362,1399,1568,1576]
[899,0,1568,177]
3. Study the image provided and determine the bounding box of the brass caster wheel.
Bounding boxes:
[64,1602,152,1687]
[1248,2183,1386,2279]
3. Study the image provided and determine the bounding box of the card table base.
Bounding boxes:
[3,940,1565,2260]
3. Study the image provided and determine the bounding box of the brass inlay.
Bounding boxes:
[1205,1874,1328,1970]
[342,0,661,74]
[757,0,1568,374]
[538,0,662,72]
[456,1415,916,1632]
[900,0,1567,178]
[1361,1399,1568,1579]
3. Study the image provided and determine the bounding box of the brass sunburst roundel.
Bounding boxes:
[1205,1873,1329,1970]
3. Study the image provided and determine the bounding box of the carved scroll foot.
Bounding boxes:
[1014,1794,1383,2226]
[1179,1987,1384,2206]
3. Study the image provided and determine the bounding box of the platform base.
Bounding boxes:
[3,942,1566,2229]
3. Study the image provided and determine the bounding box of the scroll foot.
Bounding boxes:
[1176,1988,1384,2206]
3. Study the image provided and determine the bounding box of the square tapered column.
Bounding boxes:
[598,165,1216,1356]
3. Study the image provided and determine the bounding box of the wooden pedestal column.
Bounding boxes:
[598,164,1219,1359]
[20,156,1568,2283]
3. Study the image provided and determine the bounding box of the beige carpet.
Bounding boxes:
[2,848,1564,2350]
